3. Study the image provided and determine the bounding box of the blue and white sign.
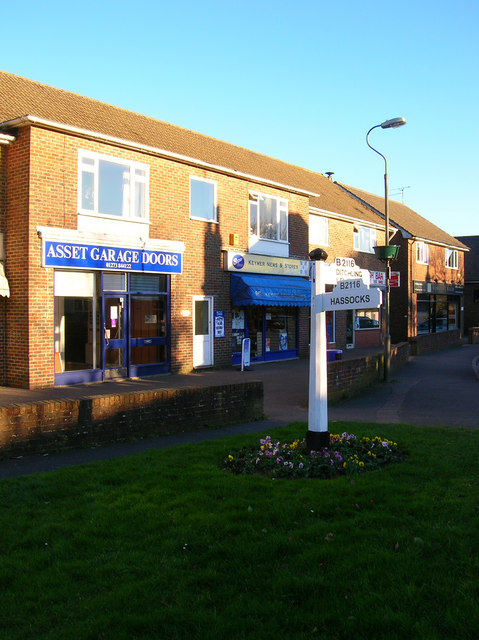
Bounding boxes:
[225,251,309,277]
[241,337,251,371]
[214,311,225,338]
[231,254,245,269]
[43,241,182,274]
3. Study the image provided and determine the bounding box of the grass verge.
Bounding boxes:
[0,421,478,640]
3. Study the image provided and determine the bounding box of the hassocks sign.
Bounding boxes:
[319,278,382,311]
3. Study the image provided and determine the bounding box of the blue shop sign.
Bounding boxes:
[43,241,182,274]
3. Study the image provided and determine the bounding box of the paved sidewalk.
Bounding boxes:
[0,344,478,478]
[329,343,479,428]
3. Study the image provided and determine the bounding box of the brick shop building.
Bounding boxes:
[339,184,468,350]
[0,71,427,389]
[0,71,379,388]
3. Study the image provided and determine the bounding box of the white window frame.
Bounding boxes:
[249,192,288,244]
[189,176,217,222]
[445,248,458,269]
[353,226,376,254]
[416,241,429,265]
[309,214,329,246]
[78,149,149,221]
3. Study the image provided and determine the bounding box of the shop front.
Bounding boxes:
[226,252,311,365]
[414,281,464,335]
[40,229,184,386]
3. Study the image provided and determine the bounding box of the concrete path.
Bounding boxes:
[329,343,479,428]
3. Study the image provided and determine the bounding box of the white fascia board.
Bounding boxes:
[36,226,185,253]
[3,115,321,198]
[413,236,469,252]
[0,133,15,145]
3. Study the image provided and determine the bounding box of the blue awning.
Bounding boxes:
[230,273,311,307]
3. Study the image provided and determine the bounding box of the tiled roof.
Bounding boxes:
[337,183,469,251]
[308,187,384,226]
[456,236,479,279]
[0,70,383,227]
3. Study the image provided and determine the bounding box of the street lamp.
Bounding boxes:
[366,116,406,382]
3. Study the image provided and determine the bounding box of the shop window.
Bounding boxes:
[353,226,376,253]
[245,307,264,358]
[78,150,149,220]
[417,294,457,334]
[447,300,458,329]
[190,177,217,222]
[355,309,380,330]
[417,296,431,333]
[265,307,296,352]
[130,273,167,293]
[103,272,127,291]
[231,307,246,352]
[416,241,429,265]
[326,311,335,345]
[435,296,448,332]
[309,214,329,246]
[54,271,98,372]
[445,249,458,269]
[249,192,288,243]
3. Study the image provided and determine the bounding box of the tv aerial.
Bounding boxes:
[390,186,411,203]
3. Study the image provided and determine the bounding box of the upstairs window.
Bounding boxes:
[309,214,329,246]
[445,248,458,269]
[416,241,429,265]
[353,226,376,253]
[190,177,217,222]
[249,192,288,243]
[79,150,148,220]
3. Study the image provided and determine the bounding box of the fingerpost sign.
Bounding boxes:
[307,261,382,451]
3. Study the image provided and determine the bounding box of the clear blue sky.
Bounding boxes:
[2,0,478,237]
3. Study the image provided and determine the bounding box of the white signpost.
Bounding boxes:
[306,259,382,451]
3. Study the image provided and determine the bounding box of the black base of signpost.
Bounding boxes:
[306,430,330,452]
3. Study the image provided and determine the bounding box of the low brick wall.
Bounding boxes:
[0,382,263,459]
[327,342,410,402]
[409,329,462,356]
[0,345,414,458]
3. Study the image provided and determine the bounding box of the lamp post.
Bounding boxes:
[366,116,406,382]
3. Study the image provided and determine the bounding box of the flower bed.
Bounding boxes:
[223,432,404,479]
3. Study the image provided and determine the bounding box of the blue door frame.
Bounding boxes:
[55,273,170,386]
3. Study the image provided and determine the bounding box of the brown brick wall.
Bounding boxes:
[5,128,32,387]
[409,329,462,355]
[0,146,7,384]
[0,381,263,458]
[406,239,465,342]
[328,341,410,401]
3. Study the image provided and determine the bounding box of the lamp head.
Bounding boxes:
[380,117,406,129]
[309,248,328,262]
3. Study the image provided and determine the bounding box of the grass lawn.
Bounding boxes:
[0,421,478,640]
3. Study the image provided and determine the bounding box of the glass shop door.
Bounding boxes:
[103,295,127,379]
